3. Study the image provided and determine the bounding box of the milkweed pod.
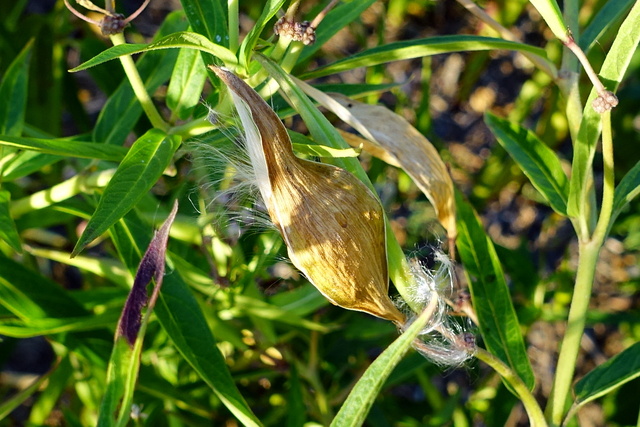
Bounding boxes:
[210,66,404,325]
[295,79,457,252]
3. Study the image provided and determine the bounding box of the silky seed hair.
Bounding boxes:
[397,249,475,367]
[189,104,275,233]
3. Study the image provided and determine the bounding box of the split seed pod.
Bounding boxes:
[210,66,404,325]
[295,80,457,252]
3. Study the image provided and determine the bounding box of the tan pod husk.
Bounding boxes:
[295,80,457,249]
[211,66,404,325]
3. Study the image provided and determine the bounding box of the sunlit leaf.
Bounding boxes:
[331,304,438,427]
[299,36,550,79]
[574,342,640,406]
[455,192,535,392]
[167,47,207,120]
[0,135,127,160]
[73,130,181,256]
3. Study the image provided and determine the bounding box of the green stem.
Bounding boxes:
[545,241,600,425]
[547,111,614,425]
[474,348,547,427]
[228,0,239,52]
[10,169,115,218]
[109,33,168,132]
[591,111,615,244]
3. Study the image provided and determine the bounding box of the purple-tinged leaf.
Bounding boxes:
[117,200,178,345]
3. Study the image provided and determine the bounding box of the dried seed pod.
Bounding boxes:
[296,80,457,251]
[210,66,404,325]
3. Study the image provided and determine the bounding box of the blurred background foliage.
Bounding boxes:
[0,0,638,426]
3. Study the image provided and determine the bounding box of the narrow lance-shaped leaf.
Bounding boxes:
[611,159,640,223]
[73,129,181,256]
[299,36,551,80]
[455,192,535,391]
[179,0,228,48]
[574,342,640,407]
[167,47,207,120]
[0,40,32,136]
[211,66,405,325]
[98,201,179,427]
[331,300,441,427]
[485,112,569,215]
[0,191,22,253]
[580,0,636,52]
[69,32,237,73]
[296,79,457,247]
[110,210,262,427]
[0,135,128,160]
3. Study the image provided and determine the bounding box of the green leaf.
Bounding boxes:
[568,1,640,218]
[0,40,32,136]
[299,36,550,79]
[330,305,435,427]
[154,274,262,427]
[485,112,569,215]
[2,45,31,126]
[179,0,229,48]
[92,12,187,145]
[167,47,207,120]
[580,0,636,52]
[455,192,535,392]
[0,190,22,252]
[111,211,262,427]
[0,253,87,321]
[296,0,378,65]
[285,365,306,427]
[239,0,286,69]
[574,342,640,406]
[97,338,139,427]
[2,151,63,180]
[69,32,237,73]
[73,130,181,256]
[290,131,360,158]
[0,312,119,338]
[528,0,568,41]
[0,135,127,160]
[612,160,640,223]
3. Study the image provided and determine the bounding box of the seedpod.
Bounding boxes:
[210,66,405,325]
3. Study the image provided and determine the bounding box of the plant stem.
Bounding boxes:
[547,112,614,425]
[545,241,600,425]
[228,0,239,52]
[474,348,547,427]
[591,111,615,244]
[10,169,115,218]
[109,33,168,132]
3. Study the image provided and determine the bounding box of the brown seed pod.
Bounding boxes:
[210,66,404,325]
